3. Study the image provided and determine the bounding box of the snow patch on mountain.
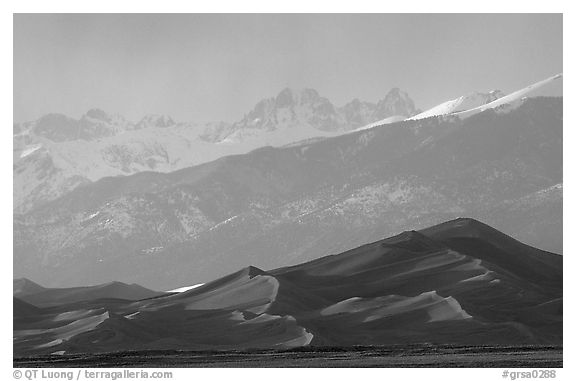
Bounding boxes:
[454,74,562,118]
[13,75,561,213]
[407,74,561,122]
[14,87,419,212]
[20,144,42,158]
[409,90,505,120]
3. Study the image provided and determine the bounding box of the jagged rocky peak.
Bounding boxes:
[37,112,74,124]
[30,109,129,142]
[228,86,419,135]
[84,109,130,128]
[137,114,176,129]
[275,87,296,107]
[32,113,81,142]
[274,87,326,108]
[300,88,322,103]
[345,98,362,106]
[375,87,417,118]
[238,87,338,127]
[83,108,112,122]
[274,87,340,130]
[338,88,417,128]
[483,89,505,103]
[340,98,376,125]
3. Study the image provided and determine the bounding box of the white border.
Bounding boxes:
[3,2,572,379]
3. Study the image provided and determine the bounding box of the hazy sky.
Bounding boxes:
[14,14,562,123]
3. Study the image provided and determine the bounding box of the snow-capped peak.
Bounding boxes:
[274,87,323,107]
[81,109,130,130]
[409,90,505,121]
[408,74,561,122]
[454,74,562,118]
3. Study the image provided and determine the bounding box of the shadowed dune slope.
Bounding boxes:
[14,298,42,319]
[14,278,46,297]
[14,218,562,355]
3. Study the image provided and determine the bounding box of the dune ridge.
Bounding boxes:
[14,218,562,355]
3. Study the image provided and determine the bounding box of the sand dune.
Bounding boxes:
[180,271,279,314]
[13,218,562,355]
[13,297,41,318]
[321,291,471,324]
[13,278,46,297]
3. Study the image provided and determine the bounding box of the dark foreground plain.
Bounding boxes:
[14,345,562,368]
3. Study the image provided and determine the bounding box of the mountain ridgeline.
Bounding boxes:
[14,97,562,290]
[13,87,417,213]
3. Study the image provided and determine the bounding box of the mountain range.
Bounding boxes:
[13,218,562,356]
[14,91,562,290]
[13,87,418,213]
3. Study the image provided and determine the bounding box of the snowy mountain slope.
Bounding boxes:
[349,77,550,135]
[454,74,563,118]
[14,97,562,289]
[14,88,418,213]
[352,115,408,132]
[13,120,248,212]
[19,71,559,214]
[408,91,504,120]
[403,74,562,122]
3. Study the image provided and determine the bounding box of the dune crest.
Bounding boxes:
[14,218,562,354]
